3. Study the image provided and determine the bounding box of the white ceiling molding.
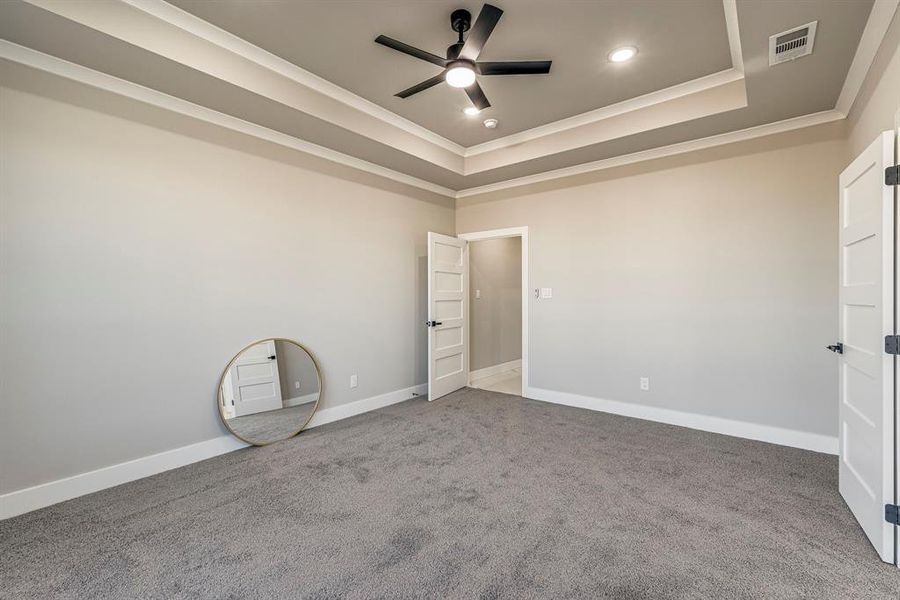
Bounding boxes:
[455,110,845,199]
[835,0,900,115]
[463,73,747,174]
[0,41,457,199]
[464,0,746,159]
[22,0,747,176]
[23,0,467,174]
[123,0,466,156]
[463,68,744,159]
[5,1,891,199]
[722,0,744,74]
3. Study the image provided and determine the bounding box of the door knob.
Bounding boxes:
[267,355,276,360]
[425,320,443,327]
[826,343,843,354]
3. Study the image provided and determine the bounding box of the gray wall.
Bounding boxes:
[0,69,454,494]
[275,340,320,404]
[469,238,522,371]
[458,124,847,437]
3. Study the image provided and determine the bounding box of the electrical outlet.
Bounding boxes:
[350,374,358,389]
[294,380,301,390]
[640,377,650,391]
[475,289,481,299]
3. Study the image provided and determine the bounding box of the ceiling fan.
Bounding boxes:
[374,4,552,111]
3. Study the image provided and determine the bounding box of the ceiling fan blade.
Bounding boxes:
[464,81,491,111]
[477,60,552,75]
[459,4,503,61]
[395,73,446,98]
[375,35,448,68]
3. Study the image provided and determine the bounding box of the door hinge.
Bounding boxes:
[886,504,900,526]
[885,335,900,355]
[887,165,900,186]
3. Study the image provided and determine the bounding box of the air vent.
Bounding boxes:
[769,21,817,66]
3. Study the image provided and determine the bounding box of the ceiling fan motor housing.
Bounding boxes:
[451,9,472,34]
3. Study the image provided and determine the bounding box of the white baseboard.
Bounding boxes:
[283,392,319,407]
[0,383,426,520]
[469,359,522,383]
[306,383,426,428]
[525,386,838,455]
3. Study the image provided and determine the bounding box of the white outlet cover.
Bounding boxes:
[294,380,301,390]
[350,374,358,389]
[640,377,650,391]
[540,287,553,299]
[475,289,481,299]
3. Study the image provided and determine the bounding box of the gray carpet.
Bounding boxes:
[2,388,899,599]
[226,403,316,444]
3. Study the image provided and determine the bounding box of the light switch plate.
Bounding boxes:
[540,287,553,299]
[350,374,358,389]
[475,289,481,299]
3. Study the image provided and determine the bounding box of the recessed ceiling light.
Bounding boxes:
[483,118,498,129]
[445,63,477,88]
[608,46,637,63]
[463,106,481,116]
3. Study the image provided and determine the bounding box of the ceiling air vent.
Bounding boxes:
[769,21,817,66]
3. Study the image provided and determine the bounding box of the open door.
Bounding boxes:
[837,130,896,564]
[230,339,283,417]
[427,232,468,401]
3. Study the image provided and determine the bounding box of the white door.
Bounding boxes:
[230,339,283,416]
[837,130,896,564]
[427,232,468,400]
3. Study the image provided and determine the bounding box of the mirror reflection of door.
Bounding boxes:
[218,338,322,446]
[229,340,283,417]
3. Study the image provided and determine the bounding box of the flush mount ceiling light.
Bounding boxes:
[375,4,552,111]
[445,62,477,88]
[483,118,498,129]
[608,46,637,63]
[463,106,481,116]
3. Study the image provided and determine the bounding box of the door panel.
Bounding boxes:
[838,131,895,563]
[231,339,283,416]
[428,232,468,401]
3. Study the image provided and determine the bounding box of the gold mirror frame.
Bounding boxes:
[217,337,323,446]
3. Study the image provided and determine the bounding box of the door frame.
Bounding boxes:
[458,226,529,396]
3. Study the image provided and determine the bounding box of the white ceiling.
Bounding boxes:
[0,0,883,195]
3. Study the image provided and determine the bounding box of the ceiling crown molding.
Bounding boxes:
[5,0,893,199]
[0,41,458,198]
[22,0,747,177]
[122,0,467,156]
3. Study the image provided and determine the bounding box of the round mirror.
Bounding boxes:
[218,338,321,446]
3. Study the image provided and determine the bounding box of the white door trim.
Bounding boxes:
[458,226,529,397]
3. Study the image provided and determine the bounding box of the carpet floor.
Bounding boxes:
[2,388,899,599]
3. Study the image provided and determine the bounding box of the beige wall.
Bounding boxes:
[275,340,320,405]
[0,71,454,494]
[469,237,522,371]
[847,8,900,156]
[457,124,847,437]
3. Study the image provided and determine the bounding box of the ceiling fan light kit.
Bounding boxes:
[375,4,552,112]
[445,63,476,88]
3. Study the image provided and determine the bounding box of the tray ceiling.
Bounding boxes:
[167,0,732,147]
[0,0,882,196]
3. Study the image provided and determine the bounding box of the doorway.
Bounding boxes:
[425,227,529,401]
[465,236,523,395]
[459,227,528,397]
